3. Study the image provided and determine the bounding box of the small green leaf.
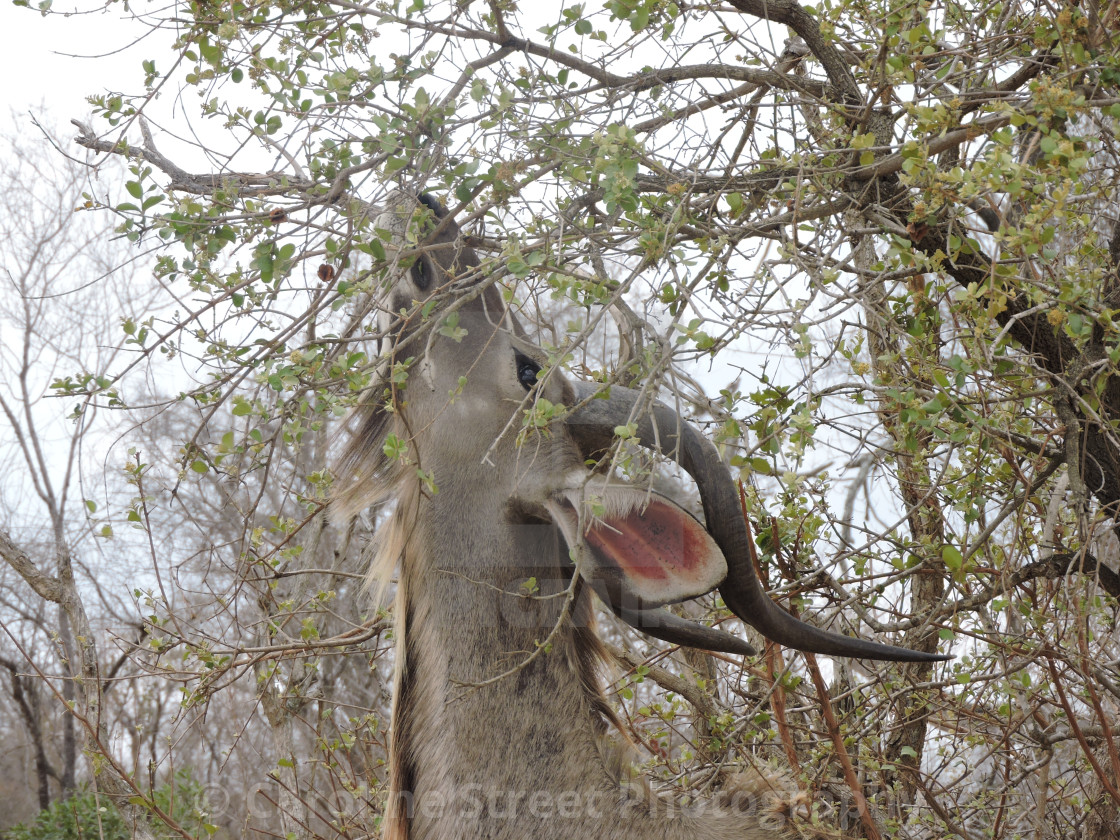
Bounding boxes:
[613,423,637,439]
[383,433,408,460]
[942,544,964,575]
[438,311,468,342]
[750,458,772,475]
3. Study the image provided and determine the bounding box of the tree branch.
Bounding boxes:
[0,530,61,602]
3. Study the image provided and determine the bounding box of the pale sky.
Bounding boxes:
[1,1,157,136]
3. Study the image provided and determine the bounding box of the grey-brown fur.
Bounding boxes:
[332,193,847,839]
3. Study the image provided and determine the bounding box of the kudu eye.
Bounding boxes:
[515,352,541,391]
[410,257,431,292]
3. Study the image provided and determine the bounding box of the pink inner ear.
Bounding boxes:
[582,496,727,605]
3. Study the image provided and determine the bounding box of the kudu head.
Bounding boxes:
[335,191,948,664]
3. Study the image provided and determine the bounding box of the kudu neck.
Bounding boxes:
[393,494,786,840]
[392,480,623,839]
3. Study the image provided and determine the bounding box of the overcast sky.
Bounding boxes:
[1,1,155,136]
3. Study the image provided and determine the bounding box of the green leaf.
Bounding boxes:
[383,433,408,460]
[438,311,468,342]
[942,544,964,575]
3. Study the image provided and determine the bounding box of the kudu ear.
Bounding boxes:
[547,488,727,608]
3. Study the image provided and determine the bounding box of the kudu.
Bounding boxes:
[334,193,947,840]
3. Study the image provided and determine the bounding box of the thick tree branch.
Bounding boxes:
[0,530,61,603]
[724,0,862,106]
[382,18,828,100]
[72,120,307,195]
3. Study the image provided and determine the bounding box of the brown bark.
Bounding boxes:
[1085,739,1120,840]
[1,657,54,809]
[853,234,946,807]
